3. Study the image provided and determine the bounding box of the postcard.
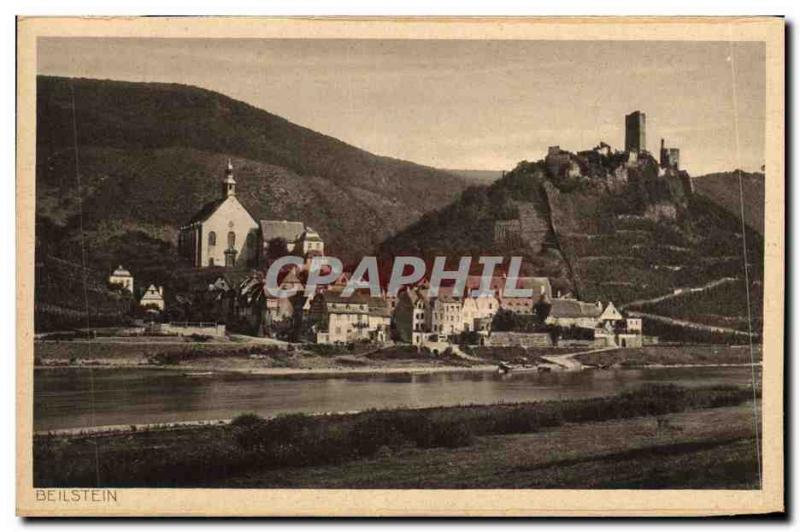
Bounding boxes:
[17,16,784,516]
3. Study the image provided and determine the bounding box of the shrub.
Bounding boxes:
[229,413,266,428]
[34,384,753,487]
[348,415,408,456]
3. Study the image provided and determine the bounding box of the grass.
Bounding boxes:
[222,403,761,489]
[633,281,763,334]
[34,384,756,488]
[574,344,763,368]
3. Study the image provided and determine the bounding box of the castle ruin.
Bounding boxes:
[625,111,646,153]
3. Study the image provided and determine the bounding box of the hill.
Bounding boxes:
[442,169,504,185]
[692,170,765,235]
[380,147,764,341]
[35,76,470,290]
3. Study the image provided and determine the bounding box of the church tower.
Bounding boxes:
[222,158,236,198]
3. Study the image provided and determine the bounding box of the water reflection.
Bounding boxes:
[34,366,760,431]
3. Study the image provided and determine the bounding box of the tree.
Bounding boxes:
[265,237,290,265]
[491,309,518,332]
[533,298,552,325]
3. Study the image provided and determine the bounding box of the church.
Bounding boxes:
[178,161,324,268]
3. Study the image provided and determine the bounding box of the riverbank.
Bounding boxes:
[574,345,763,368]
[34,384,760,489]
[34,340,762,376]
[34,340,484,374]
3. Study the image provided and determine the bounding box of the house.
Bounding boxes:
[108,265,134,293]
[367,298,392,343]
[626,318,643,333]
[497,276,552,315]
[598,301,624,326]
[395,283,502,342]
[394,287,428,345]
[310,291,371,344]
[260,221,325,260]
[179,161,324,269]
[460,292,499,332]
[546,298,603,329]
[140,284,165,311]
[426,287,464,336]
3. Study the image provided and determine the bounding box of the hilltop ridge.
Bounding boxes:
[36,75,470,275]
[380,138,763,339]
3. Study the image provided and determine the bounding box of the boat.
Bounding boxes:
[496,361,513,374]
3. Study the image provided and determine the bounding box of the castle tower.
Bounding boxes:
[625,111,646,153]
[659,138,680,170]
[222,158,236,198]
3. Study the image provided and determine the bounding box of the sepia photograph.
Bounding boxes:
[16,16,784,517]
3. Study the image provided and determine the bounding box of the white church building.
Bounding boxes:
[178,161,324,268]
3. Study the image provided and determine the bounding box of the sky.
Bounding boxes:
[38,38,765,175]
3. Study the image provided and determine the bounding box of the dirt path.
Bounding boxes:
[626,310,756,338]
[621,277,738,310]
[540,347,617,371]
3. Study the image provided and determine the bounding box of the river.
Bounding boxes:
[33,366,760,431]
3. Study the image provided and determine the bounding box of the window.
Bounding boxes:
[209,258,215,266]
[228,231,236,248]
[208,231,216,246]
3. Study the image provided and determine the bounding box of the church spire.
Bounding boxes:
[222,159,236,198]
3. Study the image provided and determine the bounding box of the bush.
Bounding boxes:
[348,415,407,455]
[34,384,754,487]
[229,413,266,428]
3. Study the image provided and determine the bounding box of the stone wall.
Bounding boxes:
[483,331,553,347]
[148,322,227,337]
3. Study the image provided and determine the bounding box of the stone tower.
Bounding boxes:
[625,111,646,153]
[659,138,680,170]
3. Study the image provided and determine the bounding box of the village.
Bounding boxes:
[100,111,689,361]
[27,29,771,498]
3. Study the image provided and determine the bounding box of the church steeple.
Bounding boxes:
[222,158,236,198]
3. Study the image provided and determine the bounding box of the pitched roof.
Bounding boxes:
[509,277,552,297]
[368,298,392,317]
[185,198,226,225]
[140,284,163,301]
[322,290,372,305]
[301,227,323,242]
[111,265,132,277]
[260,220,306,243]
[549,298,602,319]
[599,301,624,321]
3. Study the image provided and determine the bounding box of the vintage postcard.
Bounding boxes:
[17,16,784,516]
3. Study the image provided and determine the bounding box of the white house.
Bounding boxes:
[310,291,371,344]
[426,288,464,336]
[140,284,165,311]
[108,265,134,294]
